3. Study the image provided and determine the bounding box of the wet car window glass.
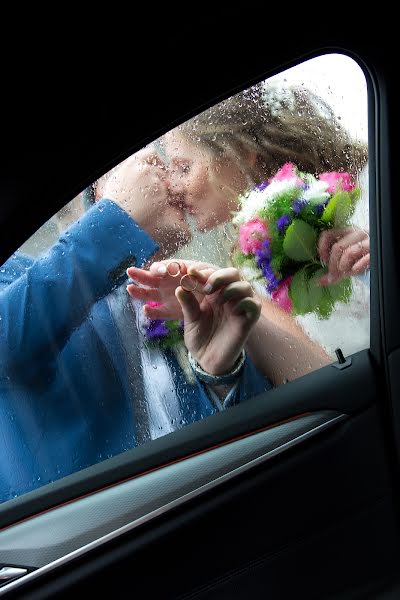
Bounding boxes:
[0,53,369,502]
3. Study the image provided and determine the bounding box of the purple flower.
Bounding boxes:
[315,204,324,216]
[263,263,280,293]
[255,239,271,268]
[145,319,169,339]
[255,180,269,191]
[276,215,291,234]
[292,198,308,215]
[254,239,280,293]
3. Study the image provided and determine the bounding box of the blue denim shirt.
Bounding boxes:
[0,199,272,503]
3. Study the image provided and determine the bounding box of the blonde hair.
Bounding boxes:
[177,82,367,186]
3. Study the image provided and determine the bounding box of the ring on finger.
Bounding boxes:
[180,274,198,292]
[167,261,181,277]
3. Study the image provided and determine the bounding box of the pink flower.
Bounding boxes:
[269,162,303,186]
[319,171,355,193]
[239,218,269,255]
[271,277,293,313]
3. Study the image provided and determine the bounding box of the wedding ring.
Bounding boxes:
[167,261,181,277]
[180,274,198,292]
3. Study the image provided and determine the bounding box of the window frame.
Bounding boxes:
[0,46,388,530]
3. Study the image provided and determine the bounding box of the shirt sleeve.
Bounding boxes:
[202,355,273,410]
[225,356,274,408]
[0,198,158,381]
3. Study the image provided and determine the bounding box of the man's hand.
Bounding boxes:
[126,259,216,320]
[127,260,261,375]
[177,266,261,375]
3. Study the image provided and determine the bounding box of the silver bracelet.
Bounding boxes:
[188,350,246,385]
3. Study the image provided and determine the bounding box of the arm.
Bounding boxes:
[128,260,266,400]
[0,147,189,382]
[0,199,158,379]
[246,298,331,387]
[127,259,330,390]
[248,226,370,386]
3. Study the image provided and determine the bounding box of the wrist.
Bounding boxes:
[195,354,239,377]
[188,350,246,386]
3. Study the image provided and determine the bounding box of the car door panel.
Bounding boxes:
[0,349,377,531]
[1,404,398,599]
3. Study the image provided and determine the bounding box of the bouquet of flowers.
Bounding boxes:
[143,302,184,349]
[232,163,361,318]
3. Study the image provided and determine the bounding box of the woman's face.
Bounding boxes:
[163,131,249,232]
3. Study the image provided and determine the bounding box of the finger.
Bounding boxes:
[318,227,364,265]
[126,284,161,302]
[231,297,261,324]
[320,230,369,284]
[327,239,348,281]
[149,261,188,277]
[186,267,216,293]
[175,287,202,323]
[187,267,215,284]
[143,304,180,320]
[202,268,242,294]
[318,228,349,264]
[337,243,369,277]
[218,281,254,305]
[351,253,370,274]
[127,266,163,287]
[319,249,369,285]
[319,273,342,286]
[334,229,369,251]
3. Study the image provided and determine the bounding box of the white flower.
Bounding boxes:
[233,189,268,225]
[233,178,300,225]
[302,180,330,204]
[264,178,301,199]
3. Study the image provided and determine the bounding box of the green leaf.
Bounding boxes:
[321,192,340,224]
[270,255,285,277]
[315,290,335,319]
[232,252,258,271]
[166,320,183,334]
[350,187,361,204]
[326,277,352,304]
[288,267,352,319]
[321,191,357,227]
[283,220,318,262]
[307,269,326,311]
[288,268,311,315]
[232,251,249,267]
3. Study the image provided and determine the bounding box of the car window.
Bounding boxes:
[0,52,369,503]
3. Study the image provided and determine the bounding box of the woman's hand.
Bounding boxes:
[318,227,370,285]
[177,266,261,375]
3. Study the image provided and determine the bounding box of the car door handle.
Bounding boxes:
[0,566,28,583]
